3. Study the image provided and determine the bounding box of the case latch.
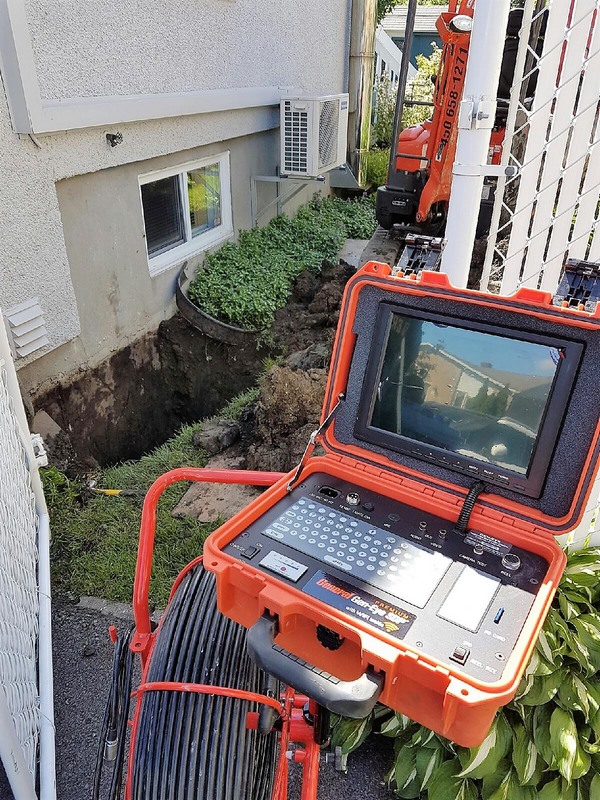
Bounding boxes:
[553,258,600,313]
[287,394,344,492]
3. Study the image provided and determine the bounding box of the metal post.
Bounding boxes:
[347,0,376,187]
[441,0,512,287]
[386,0,418,187]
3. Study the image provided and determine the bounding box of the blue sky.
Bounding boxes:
[420,321,558,378]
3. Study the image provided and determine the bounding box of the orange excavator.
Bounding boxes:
[376,0,544,236]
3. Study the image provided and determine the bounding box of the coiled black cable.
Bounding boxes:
[130,564,279,800]
[92,625,135,800]
[455,481,487,534]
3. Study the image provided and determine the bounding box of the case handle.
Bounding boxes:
[246,614,384,719]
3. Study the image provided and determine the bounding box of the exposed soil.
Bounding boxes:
[166,261,354,520]
[34,259,354,474]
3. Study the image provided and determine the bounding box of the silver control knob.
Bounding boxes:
[346,492,360,506]
[473,544,484,556]
[502,553,521,571]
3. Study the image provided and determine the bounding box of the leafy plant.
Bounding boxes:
[187,196,376,331]
[372,74,398,148]
[377,0,447,24]
[332,546,600,799]
[366,148,391,187]
[401,45,442,130]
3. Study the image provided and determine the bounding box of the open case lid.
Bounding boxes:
[319,262,600,537]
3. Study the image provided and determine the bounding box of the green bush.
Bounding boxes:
[372,74,398,148]
[332,546,600,799]
[366,149,391,188]
[401,45,442,130]
[187,196,376,331]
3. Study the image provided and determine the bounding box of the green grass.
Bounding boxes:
[47,388,260,607]
[188,195,376,331]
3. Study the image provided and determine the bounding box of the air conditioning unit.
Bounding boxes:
[281,94,349,178]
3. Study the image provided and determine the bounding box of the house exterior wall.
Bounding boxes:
[0,0,352,394]
[25,0,348,102]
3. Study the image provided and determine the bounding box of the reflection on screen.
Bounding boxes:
[370,315,562,475]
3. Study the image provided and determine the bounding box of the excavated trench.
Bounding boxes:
[33,261,354,473]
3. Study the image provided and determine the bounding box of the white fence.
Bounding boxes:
[481,0,600,294]
[0,318,55,800]
[476,0,600,547]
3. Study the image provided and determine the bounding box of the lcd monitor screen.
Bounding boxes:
[355,305,583,498]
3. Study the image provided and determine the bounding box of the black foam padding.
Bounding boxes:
[330,283,600,526]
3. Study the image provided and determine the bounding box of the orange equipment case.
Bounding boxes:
[205,262,600,747]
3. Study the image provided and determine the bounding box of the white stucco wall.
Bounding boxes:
[0,0,351,386]
[25,0,348,101]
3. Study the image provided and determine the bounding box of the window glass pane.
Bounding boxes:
[141,175,185,257]
[187,163,222,238]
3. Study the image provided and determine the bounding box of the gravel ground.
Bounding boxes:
[48,601,395,800]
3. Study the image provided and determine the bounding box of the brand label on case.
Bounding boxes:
[304,571,415,639]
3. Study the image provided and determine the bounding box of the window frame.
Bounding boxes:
[138,152,233,276]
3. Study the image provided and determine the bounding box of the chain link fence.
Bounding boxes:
[481,0,600,294]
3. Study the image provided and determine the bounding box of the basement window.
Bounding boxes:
[139,153,233,276]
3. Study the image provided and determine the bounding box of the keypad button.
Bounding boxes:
[366,565,375,571]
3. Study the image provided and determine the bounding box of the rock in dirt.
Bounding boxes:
[285,343,330,372]
[192,418,240,455]
[172,450,262,522]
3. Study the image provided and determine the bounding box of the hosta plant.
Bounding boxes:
[330,546,600,800]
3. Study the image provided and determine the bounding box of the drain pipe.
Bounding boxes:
[347,0,376,187]
[441,0,513,287]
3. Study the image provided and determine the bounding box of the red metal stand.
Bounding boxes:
[126,468,323,800]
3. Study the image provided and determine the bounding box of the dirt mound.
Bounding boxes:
[245,365,328,473]
[270,261,354,355]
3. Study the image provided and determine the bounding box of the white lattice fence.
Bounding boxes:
[0,319,55,800]
[481,0,600,294]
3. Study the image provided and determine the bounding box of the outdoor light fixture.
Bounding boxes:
[449,15,473,32]
[106,132,123,147]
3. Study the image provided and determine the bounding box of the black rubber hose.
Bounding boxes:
[93,626,135,800]
[131,564,279,800]
[455,482,487,534]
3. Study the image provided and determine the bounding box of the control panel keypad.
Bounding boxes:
[264,499,452,608]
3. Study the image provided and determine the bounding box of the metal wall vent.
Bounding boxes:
[4,298,50,358]
[318,100,340,169]
[283,100,309,175]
